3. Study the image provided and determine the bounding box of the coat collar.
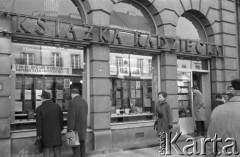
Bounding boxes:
[229,95,240,102]
[158,100,167,106]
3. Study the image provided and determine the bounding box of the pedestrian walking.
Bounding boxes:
[192,86,205,136]
[67,88,88,157]
[206,79,240,157]
[154,91,173,135]
[36,91,64,157]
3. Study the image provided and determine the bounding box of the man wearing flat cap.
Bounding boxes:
[36,91,64,157]
[67,88,88,157]
[206,79,240,157]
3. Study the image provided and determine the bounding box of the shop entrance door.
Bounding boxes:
[178,70,211,134]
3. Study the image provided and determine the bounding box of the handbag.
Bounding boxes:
[34,139,43,154]
[65,131,80,147]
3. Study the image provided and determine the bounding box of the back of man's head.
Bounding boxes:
[231,79,240,90]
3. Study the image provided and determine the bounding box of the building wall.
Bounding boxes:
[0,0,239,156]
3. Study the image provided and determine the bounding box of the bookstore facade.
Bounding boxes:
[0,0,238,156]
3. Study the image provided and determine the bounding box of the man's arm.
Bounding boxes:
[67,101,76,131]
[36,108,42,137]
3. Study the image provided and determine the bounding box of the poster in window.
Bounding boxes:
[15,101,23,112]
[136,90,141,98]
[131,90,135,98]
[35,89,42,100]
[15,89,22,100]
[24,89,32,100]
[56,89,63,99]
[136,81,141,89]
[64,79,70,89]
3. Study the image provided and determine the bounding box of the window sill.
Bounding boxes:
[111,120,155,130]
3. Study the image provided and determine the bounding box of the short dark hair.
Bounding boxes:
[158,91,167,98]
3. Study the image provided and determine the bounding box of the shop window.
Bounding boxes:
[11,43,84,130]
[22,53,34,65]
[110,53,153,123]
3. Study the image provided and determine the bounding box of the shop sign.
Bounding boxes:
[1,12,223,57]
[12,64,71,75]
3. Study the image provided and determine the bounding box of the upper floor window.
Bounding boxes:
[52,52,61,67]
[71,54,80,69]
[22,53,34,65]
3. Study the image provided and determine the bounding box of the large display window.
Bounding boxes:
[109,53,154,123]
[11,43,84,130]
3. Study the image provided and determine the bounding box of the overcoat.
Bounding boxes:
[67,95,88,141]
[155,100,173,135]
[36,100,64,148]
[193,90,205,121]
[206,95,240,157]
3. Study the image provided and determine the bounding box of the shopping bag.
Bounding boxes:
[65,131,80,147]
[34,139,43,154]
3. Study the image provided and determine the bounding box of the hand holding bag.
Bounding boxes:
[65,131,80,147]
[34,138,43,154]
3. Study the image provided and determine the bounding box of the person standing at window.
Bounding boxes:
[36,91,64,157]
[192,86,206,136]
[67,88,88,157]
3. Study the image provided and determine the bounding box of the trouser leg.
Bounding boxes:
[201,121,205,135]
[72,145,81,157]
[80,140,86,157]
[53,146,61,157]
[43,147,50,157]
[195,121,201,134]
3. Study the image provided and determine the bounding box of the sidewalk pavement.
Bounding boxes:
[64,134,206,157]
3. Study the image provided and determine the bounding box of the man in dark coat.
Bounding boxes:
[36,91,64,157]
[67,88,88,157]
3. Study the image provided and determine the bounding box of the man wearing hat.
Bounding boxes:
[67,88,88,157]
[36,91,64,157]
[206,79,240,156]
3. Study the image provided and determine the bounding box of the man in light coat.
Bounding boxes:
[67,88,88,157]
[206,79,240,157]
[192,86,205,136]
